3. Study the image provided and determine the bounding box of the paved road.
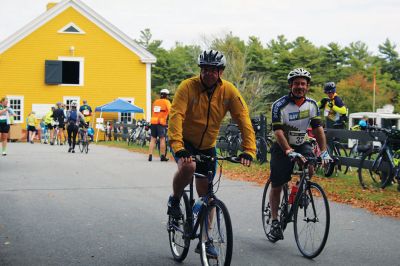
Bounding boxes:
[0,143,399,265]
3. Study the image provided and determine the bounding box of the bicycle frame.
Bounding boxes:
[281,159,319,229]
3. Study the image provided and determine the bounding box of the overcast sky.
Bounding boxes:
[0,0,399,53]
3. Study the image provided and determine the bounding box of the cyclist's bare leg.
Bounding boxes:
[270,185,283,220]
[160,136,166,155]
[148,136,157,155]
[172,159,196,198]
[58,129,64,143]
[49,129,54,143]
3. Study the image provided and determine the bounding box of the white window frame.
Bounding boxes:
[118,97,135,124]
[6,95,24,123]
[58,56,84,86]
[63,96,80,111]
[58,22,86,35]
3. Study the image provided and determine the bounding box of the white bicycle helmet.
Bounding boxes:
[287,68,312,84]
[71,101,77,108]
[160,89,170,95]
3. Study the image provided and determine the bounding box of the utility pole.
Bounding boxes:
[372,69,376,112]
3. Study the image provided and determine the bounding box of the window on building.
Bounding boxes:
[64,97,80,111]
[58,22,85,34]
[119,98,135,124]
[45,57,84,86]
[7,96,24,123]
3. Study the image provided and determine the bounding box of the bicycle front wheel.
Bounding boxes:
[294,182,330,259]
[85,141,89,154]
[199,199,232,266]
[168,193,190,262]
[78,136,84,153]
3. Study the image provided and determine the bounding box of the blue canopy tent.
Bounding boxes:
[94,99,144,142]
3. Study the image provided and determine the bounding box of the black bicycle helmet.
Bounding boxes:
[324,82,336,93]
[287,68,312,84]
[198,50,226,69]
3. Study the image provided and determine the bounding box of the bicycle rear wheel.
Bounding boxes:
[168,193,190,262]
[256,136,267,164]
[358,149,393,189]
[324,142,347,177]
[261,180,288,240]
[294,182,330,259]
[199,199,232,266]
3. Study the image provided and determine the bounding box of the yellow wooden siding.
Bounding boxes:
[0,7,147,126]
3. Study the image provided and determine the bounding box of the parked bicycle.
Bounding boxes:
[78,127,89,154]
[127,119,149,146]
[167,154,240,265]
[357,127,400,191]
[262,154,330,259]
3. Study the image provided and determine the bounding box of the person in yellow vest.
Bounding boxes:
[27,111,37,144]
[148,89,171,162]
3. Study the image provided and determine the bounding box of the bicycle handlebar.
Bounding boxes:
[192,154,241,164]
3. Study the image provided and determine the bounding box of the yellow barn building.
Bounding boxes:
[0,0,156,135]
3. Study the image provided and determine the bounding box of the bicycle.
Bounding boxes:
[357,127,400,191]
[52,121,61,145]
[167,154,240,265]
[218,123,242,157]
[78,126,89,154]
[261,154,330,259]
[251,117,268,164]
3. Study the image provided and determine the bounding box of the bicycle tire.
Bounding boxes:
[199,199,233,266]
[168,193,190,262]
[217,136,229,157]
[77,132,84,153]
[293,182,330,259]
[324,142,347,177]
[256,136,267,164]
[358,149,393,189]
[261,180,288,240]
[266,137,273,153]
[85,141,89,154]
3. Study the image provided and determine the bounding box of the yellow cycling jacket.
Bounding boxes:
[168,76,256,158]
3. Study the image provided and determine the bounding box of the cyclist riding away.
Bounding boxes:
[148,89,171,162]
[318,82,348,129]
[79,100,92,127]
[268,68,332,242]
[167,49,256,257]
[66,101,84,153]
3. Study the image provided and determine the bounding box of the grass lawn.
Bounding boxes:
[97,141,400,218]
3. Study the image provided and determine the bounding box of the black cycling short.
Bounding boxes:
[173,141,217,181]
[269,142,315,188]
[27,126,36,132]
[150,124,166,138]
[0,123,10,133]
[45,123,54,130]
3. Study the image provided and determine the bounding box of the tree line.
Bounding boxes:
[136,29,400,118]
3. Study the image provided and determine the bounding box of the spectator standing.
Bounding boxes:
[79,100,92,127]
[318,82,348,129]
[52,102,66,145]
[27,111,37,143]
[0,97,15,155]
[359,115,369,130]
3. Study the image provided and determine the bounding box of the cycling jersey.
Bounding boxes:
[44,110,53,124]
[150,98,171,126]
[52,108,65,124]
[168,75,256,158]
[272,94,322,146]
[79,104,92,123]
[318,94,347,124]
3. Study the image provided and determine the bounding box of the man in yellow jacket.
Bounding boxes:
[148,89,171,162]
[167,50,256,256]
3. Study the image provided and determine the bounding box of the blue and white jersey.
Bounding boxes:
[271,95,322,146]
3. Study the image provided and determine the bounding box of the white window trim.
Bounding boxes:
[6,95,24,124]
[58,22,86,34]
[63,96,81,110]
[118,97,135,124]
[58,56,84,86]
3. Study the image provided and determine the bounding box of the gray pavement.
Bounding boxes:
[0,143,399,265]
